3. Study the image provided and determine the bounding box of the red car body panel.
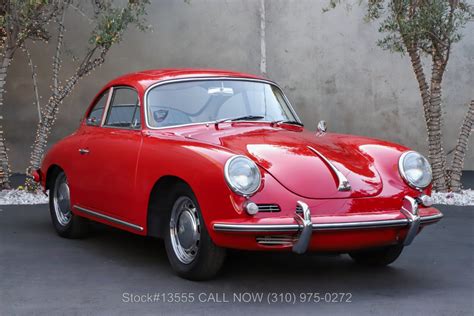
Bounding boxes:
[38,69,442,252]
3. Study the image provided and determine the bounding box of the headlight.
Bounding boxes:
[398,151,432,189]
[224,155,261,196]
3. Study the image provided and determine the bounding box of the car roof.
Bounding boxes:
[105,68,268,91]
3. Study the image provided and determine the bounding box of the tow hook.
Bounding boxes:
[292,201,312,254]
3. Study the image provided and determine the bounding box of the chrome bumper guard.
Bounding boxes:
[213,196,443,253]
[400,196,421,246]
[292,201,312,254]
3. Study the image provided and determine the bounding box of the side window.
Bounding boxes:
[104,87,140,129]
[87,90,109,126]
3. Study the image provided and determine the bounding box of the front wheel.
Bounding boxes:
[348,244,404,266]
[164,184,226,280]
[49,171,88,238]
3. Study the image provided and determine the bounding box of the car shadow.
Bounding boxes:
[81,221,437,292]
[1,203,453,306]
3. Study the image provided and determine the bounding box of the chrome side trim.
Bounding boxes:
[213,213,443,233]
[74,205,144,232]
[143,76,301,130]
[307,146,351,191]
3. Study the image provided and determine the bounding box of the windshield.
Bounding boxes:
[146,79,298,128]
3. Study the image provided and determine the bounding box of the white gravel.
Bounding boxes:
[0,188,473,206]
[432,189,474,206]
[0,189,48,205]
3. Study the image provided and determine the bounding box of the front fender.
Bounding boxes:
[359,143,432,199]
[136,135,243,233]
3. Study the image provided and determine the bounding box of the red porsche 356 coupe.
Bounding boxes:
[35,69,443,280]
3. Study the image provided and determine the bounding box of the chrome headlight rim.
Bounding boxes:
[224,155,261,196]
[398,151,432,190]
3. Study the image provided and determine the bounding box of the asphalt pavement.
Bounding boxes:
[0,175,473,315]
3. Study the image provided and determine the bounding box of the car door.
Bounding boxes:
[77,86,143,223]
[72,88,111,209]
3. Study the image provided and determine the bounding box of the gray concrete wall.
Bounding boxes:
[4,0,473,172]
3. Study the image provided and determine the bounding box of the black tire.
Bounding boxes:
[164,183,226,280]
[348,244,404,266]
[49,170,88,238]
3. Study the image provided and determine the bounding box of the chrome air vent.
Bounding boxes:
[256,235,296,246]
[257,204,281,212]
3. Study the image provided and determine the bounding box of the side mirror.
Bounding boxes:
[317,120,327,133]
[86,117,97,125]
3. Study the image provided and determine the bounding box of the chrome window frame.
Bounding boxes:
[102,85,142,130]
[85,87,113,127]
[143,77,301,130]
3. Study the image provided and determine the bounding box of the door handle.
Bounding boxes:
[79,148,90,155]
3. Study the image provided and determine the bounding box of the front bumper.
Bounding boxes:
[212,196,443,253]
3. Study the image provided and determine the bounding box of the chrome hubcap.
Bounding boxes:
[53,174,72,226]
[170,197,200,264]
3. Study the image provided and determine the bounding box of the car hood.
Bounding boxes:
[181,124,384,199]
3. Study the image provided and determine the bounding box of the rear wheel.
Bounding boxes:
[49,171,88,238]
[348,244,404,266]
[164,183,226,280]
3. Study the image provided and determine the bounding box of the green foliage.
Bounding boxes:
[0,0,61,51]
[326,0,473,55]
[89,0,150,50]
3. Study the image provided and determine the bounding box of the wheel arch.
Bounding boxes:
[45,164,64,191]
[146,175,192,238]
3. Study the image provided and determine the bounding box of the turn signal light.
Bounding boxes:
[418,195,433,207]
[244,201,259,215]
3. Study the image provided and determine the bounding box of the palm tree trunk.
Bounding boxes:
[0,49,14,189]
[406,46,450,191]
[449,100,474,192]
[407,47,431,125]
[428,60,448,191]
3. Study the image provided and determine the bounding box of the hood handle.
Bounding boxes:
[307,146,351,192]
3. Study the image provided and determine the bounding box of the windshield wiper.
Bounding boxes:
[214,115,264,128]
[271,120,304,127]
[231,115,264,122]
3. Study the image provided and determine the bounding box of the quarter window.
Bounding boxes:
[104,87,140,128]
[87,90,109,126]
